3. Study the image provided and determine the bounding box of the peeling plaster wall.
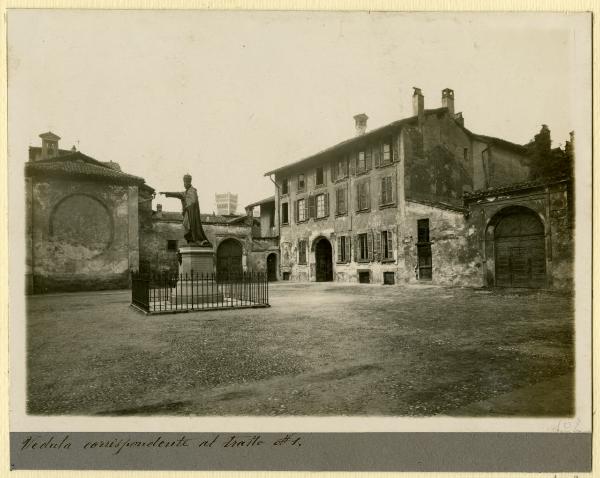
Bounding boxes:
[402,201,482,287]
[403,112,473,206]
[29,177,137,292]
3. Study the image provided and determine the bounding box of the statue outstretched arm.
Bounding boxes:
[160,191,185,200]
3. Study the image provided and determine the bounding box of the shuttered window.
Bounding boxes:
[381,230,393,260]
[298,240,307,265]
[316,193,329,218]
[357,233,372,262]
[357,151,366,173]
[297,174,305,192]
[281,178,288,195]
[337,236,350,263]
[281,202,289,225]
[357,181,370,211]
[316,167,325,186]
[380,176,394,205]
[336,186,347,215]
[296,198,306,222]
[382,142,392,165]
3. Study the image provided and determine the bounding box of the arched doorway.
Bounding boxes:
[492,207,546,288]
[267,253,277,282]
[217,239,243,279]
[314,237,333,282]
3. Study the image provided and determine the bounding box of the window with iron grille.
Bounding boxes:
[281,178,288,195]
[281,202,289,225]
[357,181,370,211]
[381,230,393,260]
[336,186,347,215]
[380,176,394,205]
[298,240,307,265]
[297,174,305,192]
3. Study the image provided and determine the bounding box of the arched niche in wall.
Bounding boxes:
[49,193,114,260]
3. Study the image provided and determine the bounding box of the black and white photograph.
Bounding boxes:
[6,7,593,472]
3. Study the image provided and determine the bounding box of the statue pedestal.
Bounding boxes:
[178,245,214,276]
[170,246,223,305]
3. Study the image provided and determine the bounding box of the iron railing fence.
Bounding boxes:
[131,271,269,314]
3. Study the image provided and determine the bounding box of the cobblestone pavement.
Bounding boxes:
[26,282,574,416]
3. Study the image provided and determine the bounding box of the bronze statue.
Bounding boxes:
[161,174,211,247]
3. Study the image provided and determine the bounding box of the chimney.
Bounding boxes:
[454,112,464,127]
[442,88,455,115]
[353,113,368,136]
[39,131,60,160]
[412,87,424,124]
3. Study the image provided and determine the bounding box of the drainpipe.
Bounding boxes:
[268,174,281,279]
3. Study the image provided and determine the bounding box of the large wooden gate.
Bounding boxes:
[494,209,546,288]
[217,239,243,279]
[315,238,333,282]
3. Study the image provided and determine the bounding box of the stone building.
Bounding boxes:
[264,88,573,290]
[25,132,155,293]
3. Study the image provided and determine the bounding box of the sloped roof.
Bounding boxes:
[264,106,529,176]
[25,151,149,187]
[245,195,275,209]
[264,108,448,176]
[463,176,569,200]
[39,131,61,140]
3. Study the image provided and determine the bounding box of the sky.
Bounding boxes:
[8,10,582,214]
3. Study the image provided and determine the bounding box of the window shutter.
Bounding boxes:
[304,199,308,220]
[374,230,381,262]
[355,183,360,211]
[344,158,349,177]
[345,236,351,263]
[367,231,374,261]
[324,193,329,216]
[374,144,381,168]
[387,231,393,259]
[366,148,372,170]
[331,162,337,182]
[353,235,358,262]
[379,177,384,205]
[323,166,327,186]
[393,139,399,162]
[308,195,316,219]
[349,152,356,176]
[365,180,371,209]
[294,200,298,223]
[337,237,342,262]
[344,186,348,214]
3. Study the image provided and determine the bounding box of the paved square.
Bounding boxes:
[26,283,574,416]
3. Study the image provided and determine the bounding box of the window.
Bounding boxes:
[417,218,430,243]
[282,272,290,280]
[296,198,306,222]
[281,178,289,195]
[337,236,350,263]
[297,174,305,192]
[382,142,392,164]
[358,271,371,283]
[381,231,393,260]
[167,240,178,251]
[298,240,307,265]
[383,272,395,285]
[357,181,370,211]
[463,148,469,160]
[417,219,432,281]
[316,193,328,218]
[357,233,369,261]
[316,167,325,186]
[380,176,394,205]
[336,187,347,215]
[337,158,348,179]
[357,151,366,173]
[281,202,289,225]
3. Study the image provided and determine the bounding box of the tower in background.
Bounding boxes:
[215,192,238,215]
